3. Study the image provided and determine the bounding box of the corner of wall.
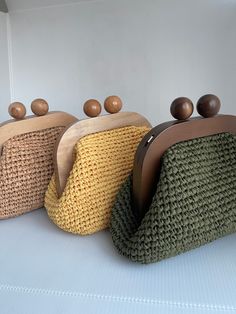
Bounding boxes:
[6,12,13,102]
[0,11,12,117]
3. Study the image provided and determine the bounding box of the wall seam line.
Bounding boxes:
[6,12,13,102]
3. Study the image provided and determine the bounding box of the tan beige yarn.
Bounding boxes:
[0,126,63,219]
[45,126,150,235]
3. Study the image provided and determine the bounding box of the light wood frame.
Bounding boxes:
[0,112,78,155]
[54,112,151,196]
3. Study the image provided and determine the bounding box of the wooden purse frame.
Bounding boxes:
[0,111,78,155]
[133,114,236,218]
[54,112,151,197]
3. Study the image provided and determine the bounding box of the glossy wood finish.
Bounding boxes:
[8,102,26,120]
[31,99,49,116]
[170,97,194,120]
[54,112,151,196]
[83,99,102,117]
[104,96,122,114]
[133,114,236,219]
[197,94,221,118]
[0,112,78,155]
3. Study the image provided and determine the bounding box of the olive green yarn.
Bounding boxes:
[110,133,236,264]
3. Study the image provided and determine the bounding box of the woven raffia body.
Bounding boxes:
[110,133,236,264]
[0,127,63,219]
[45,126,150,235]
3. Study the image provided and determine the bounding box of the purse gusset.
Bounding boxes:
[111,133,236,264]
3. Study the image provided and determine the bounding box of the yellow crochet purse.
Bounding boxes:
[45,97,151,235]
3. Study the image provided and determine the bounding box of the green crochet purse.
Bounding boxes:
[111,132,236,264]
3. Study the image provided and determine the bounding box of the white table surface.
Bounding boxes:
[0,208,236,314]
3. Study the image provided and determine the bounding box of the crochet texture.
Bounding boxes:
[110,133,236,264]
[0,126,64,219]
[45,126,150,235]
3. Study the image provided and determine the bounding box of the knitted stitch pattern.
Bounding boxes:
[45,126,150,235]
[0,126,64,219]
[110,133,236,264]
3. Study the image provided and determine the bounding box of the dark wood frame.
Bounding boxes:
[133,114,236,219]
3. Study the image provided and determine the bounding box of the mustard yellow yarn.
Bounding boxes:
[45,126,150,235]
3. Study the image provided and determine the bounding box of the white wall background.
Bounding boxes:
[0,12,10,119]
[1,0,236,123]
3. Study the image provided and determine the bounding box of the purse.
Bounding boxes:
[111,95,236,263]
[0,100,77,219]
[45,97,151,235]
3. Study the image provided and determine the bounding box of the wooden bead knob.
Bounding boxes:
[83,99,102,117]
[170,97,194,120]
[104,96,122,114]
[31,99,49,116]
[8,102,26,120]
[197,94,221,118]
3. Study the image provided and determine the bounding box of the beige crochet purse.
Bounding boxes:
[0,99,77,219]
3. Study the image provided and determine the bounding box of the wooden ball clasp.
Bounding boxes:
[83,99,102,118]
[197,94,221,118]
[104,96,123,114]
[31,99,49,116]
[8,102,26,120]
[170,97,194,120]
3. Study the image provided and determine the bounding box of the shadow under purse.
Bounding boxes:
[111,95,236,264]
[0,100,77,219]
[45,96,151,235]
